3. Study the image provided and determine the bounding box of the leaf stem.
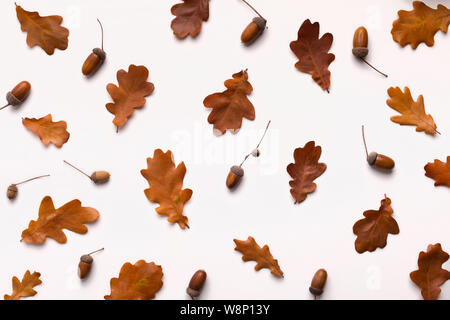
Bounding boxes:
[240,0,264,19]
[361,58,388,77]
[240,120,271,167]
[361,125,369,160]
[88,248,104,256]
[14,174,50,186]
[97,19,104,50]
[0,103,10,111]
[63,160,91,180]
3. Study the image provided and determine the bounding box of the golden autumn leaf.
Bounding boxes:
[105,260,163,300]
[22,114,70,148]
[386,87,439,135]
[106,65,155,131]
[141,149,193,229]
[203,70,255,135]
[15,3,69,55]
[21,196,99,244]
[425,157,450,187]
[234,236,284,278]
[171,0,210,39]
[392,1,450,49]
[4,271,41,300]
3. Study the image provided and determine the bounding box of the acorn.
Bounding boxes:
[7,174,50,200]
[186,270,207,299]
[78,248,104,279]
[309,268,327,299]
[64,160,110,184]
[1,81,31,111]
[362,126,395,170]
[82,19,106,77]
[240,0,267,45]
[352,26,388,77]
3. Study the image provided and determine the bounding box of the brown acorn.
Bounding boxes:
[309,268,327,299]
[64,160,110,184]
[226,121,271,190]
[240,0,267,45]
[82,19,106,76]
[362,126,395,170]
[7,174,50,200]
[1,81,31,111]
[352,26,388,77]
[186,270,207,299]
[78,248,104,279]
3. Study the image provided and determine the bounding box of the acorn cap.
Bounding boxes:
[309,286,323,296]
[352,47,369,58]
[6,92,21,106]
[253,17,267,30]
[80,254,93,264]
[93,48,106,61]
[368,152,378,166]
[186,287,200,298]
[230,165,244,177]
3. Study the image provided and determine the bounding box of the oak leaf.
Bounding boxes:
[290,19,335,92]
[21,196,99,244]
[22,114,70,148]
[141,149,192,229]
[392,1,450,49]
[105,260,163,300]
[171,0,209,39]
[353,196,399,254]
[386,87,439,135]
[410,243,450,300]
[15,3,69,55]
[234,237,283,277]
[287,141,327,203]
[425,157,450,187]
[106,65,155,131]
[203,70,255,135]
[4,271,41,300]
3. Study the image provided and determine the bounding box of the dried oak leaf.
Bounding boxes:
[141,149,192,229]
[105,260,163,300]
[22,114,70,148]
[353,196,399,254]
[106,65,155,131]
[203,70,255,135]
[410,243,450,300]
[15,3,69,55]
[425,157,450,187]
[290,19,335,92]
[171,0,209,39]
[4,271,41,300]
[386,87,439,135]
[21,196,99,244]
[392,1,450,49]
[234,236,283,277]
[287,141,327,204]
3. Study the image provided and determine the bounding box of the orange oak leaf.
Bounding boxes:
[392,1,450,49]
[171,0,209,39]
[425,157,450,187]
[141,149,192,229]
[290,19,335,92]
[410,243,450,300]
[386,87,439,135]
[353,196,399,254]
[4,271,41,300]
[105,260,163,300]
[15,3,69,55]
[287,141,327,204]
[203,70,255,135]
[21,196,99,244]
[234,236,283,277]
[106,65,155,131]
[22,114,70,148]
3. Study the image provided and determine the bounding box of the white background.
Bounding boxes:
[0,0,448,300]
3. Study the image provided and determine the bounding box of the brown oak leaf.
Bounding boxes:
[287,141,327,203]
[234,236,283,277]
[410,243,450,300]
[203,70,255,135]
[386,87,439,135]
[290,19,335,92]
[22,114,70,148]
[353,196,399,254]
[15,3,69,55]
[425,157,450,187]
[21,196,99,244]
[4,271,41,300]
[392,1,450,49]
[106,65,155,131]
[105,260,163,300]
[171,0,209,39]
[141,149,192,229]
